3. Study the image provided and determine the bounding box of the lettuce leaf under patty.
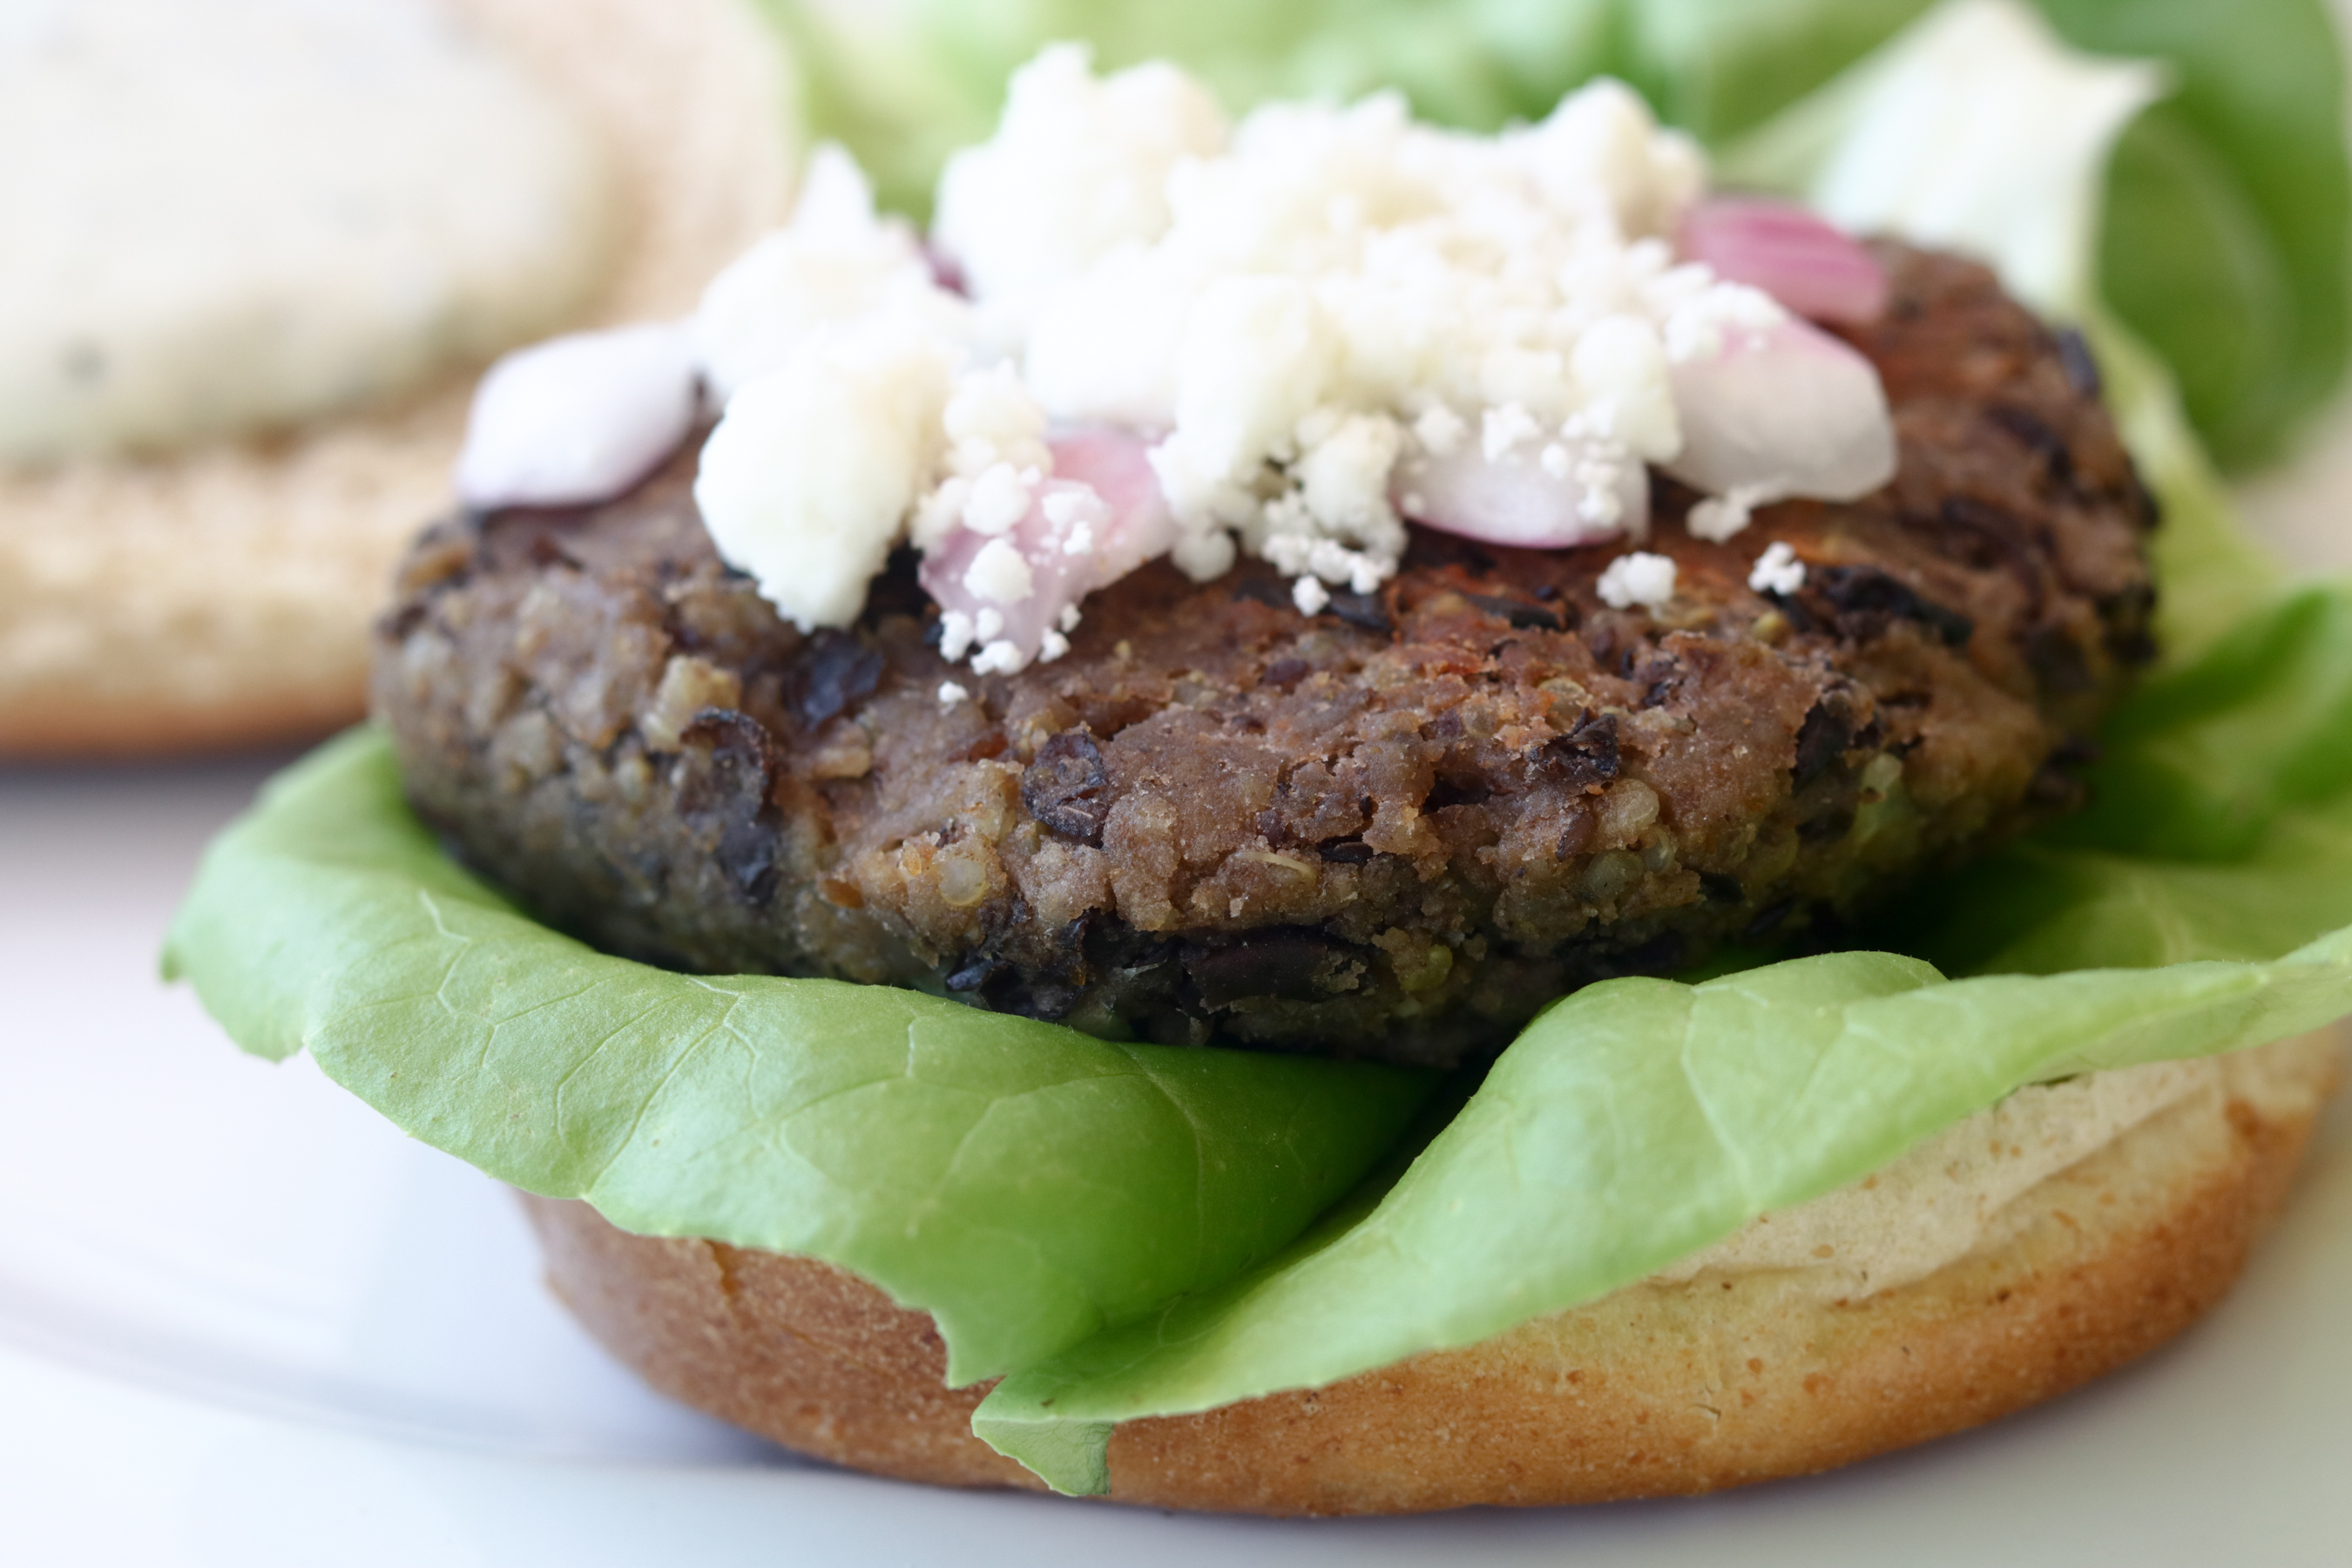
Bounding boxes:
[969,585,2352,1492]
[168,1,2352,1497]
[160,729,1432,1387]
[764,0,2348,470]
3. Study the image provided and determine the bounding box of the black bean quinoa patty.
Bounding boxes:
[375,246,2156,1069]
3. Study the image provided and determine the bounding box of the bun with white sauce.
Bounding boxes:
[0,0,794,758]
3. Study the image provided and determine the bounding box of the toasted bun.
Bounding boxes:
[0,0,793,759]
[521,1031,2342,1516]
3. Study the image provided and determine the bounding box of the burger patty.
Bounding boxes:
[375,246,2157,1069]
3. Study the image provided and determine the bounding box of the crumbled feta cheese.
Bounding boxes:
[1598,551,1678,610]
[963,536,1036,604]
[691,147,967,404]
[683,51,1895,642]
[970,639,1025,675]
[1748,540,1807,596]
[933,44,1227,310]
[1160,274,1339,514]
[1511,78,1704,241]
[1661,281,1786,365]
[1292,576,1330,615]
[963,463,1036,535]
[694,327,951,632]
[1058,602,1083,632]
[943,362,1053,477]
[1482,403,1544,463]
[1039,629,1071,662]
[1571,315,1680,460]
[1413,404,1468,458]
[1042,485,1108,558]
[938,609,977,662]
[1689,482,1780,544]
[937,680,970,705]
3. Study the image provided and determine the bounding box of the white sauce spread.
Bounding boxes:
[463,45,1903,677]
[0,0,615,466]
[1646,1040,2335,1301]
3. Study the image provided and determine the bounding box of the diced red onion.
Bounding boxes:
[1045,425,1179,579]
[1666,318,1896,504]
[923,242,970,298]
[920,426,1182,669]
[920,481,1098,664]
[1679,198,1889,326]
[456,323,699,510]
[1393,442,1647,550]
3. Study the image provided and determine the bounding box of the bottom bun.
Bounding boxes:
[521,1032,2343,1516]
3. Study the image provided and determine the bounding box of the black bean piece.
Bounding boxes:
[793,631,884,727]
[1542,710,1620,789]
[1793,700,1855,788]
[1424,774,1491,809]
[1263,656,1311,688]
[945,956,1003,992]
[1797,808,1856,845]
[1985,405,2074,486]
[2050,733,2104,768]
[2024,624,2097,694]
[1328,591,1395,634]
[2055,328,2103,396]
[1186,931,1356,1008]
[1021,728,1113,844]
[1814,565,1975,648]
[677,709,784,907]
[1700,872,1745,903]
[1465,591,1571,632]
[1230,578,1291,608]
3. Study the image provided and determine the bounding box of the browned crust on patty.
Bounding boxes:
[519,1034,2342,1516]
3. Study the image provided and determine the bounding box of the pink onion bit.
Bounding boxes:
[921,428,1183,668]
[1666,319,1896,504]
[1046,426,1179,579]
[1679,197,1889,326]
[455,323,700,510]
[919,481,1098,664]
[1395,443,1646,551]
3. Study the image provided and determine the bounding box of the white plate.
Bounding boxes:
[4,727,2351,1567]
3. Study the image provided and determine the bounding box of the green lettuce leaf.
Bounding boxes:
[766,0,2348,468]
[970,579,2352,1490]
[975,961,2347,1487]
[159,733,1431,1386]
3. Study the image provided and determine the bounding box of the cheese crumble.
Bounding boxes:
[1747,540,1808,596]
[1598,551,1678,610]
[666,47,1897,670]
